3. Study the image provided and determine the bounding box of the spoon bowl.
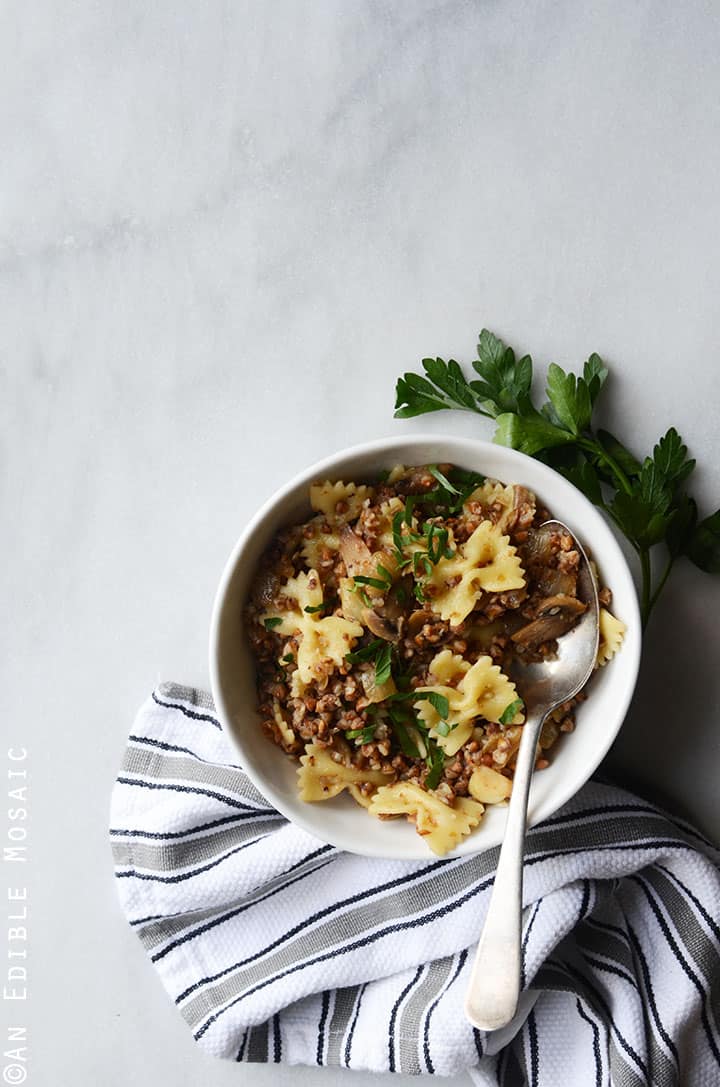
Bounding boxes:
[464,520,600,1032]
[507,521,600,706]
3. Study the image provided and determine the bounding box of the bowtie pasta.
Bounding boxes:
[245,464,625,855]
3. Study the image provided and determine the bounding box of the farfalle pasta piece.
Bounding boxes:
[298,744,393,802]
[464,480,517,531]
[415,649,522,755]
[597,608,626,666]
[310,480,373,523]
[300,517,340,568]
[427,521,525,626]
[423,649,469,684]
[272,699,296,748]
[261,569,363,695]
[368,782,484,856]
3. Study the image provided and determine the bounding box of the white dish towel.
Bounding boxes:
[111,683,720,1085]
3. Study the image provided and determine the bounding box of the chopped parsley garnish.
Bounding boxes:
[404,495,418,524]
[416,690,450,720]
[353,567,393,592]
[281,653,295,665]
[412,691,454,736]
[412,550,433,578]
[392,509,405,552]
[263,617,282,630]
[345,638,393,687]
[346,724,377,743]
[303,603,325,614]
[353,574,388,589]
[428,464,462,495]
[374,642,393,686]
[424,739,446,789]
[388,703,422,758]
[422,522,454,563]
[499,697,524,726]
[345,639,385,663]
[394,725,422,759]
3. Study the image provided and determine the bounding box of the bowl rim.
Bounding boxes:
[209,433,642,859]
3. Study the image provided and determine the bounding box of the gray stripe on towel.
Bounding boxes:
[325,985,362,1068]
[122,745,267,807]
[111,817,277,873]
[397,956,454,1074]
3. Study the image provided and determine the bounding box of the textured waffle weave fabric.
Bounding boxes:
[111,684,720,1085]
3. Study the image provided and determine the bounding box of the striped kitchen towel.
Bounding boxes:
[111,683,720,1085]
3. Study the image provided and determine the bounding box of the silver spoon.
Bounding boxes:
[464,520,599,1032]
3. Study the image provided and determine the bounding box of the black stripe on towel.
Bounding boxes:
[316,990,331,1065]
[152,691,222,728]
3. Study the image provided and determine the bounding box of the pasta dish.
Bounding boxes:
[246,465,625,855]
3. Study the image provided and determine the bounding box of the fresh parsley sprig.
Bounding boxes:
[395,328,720,627]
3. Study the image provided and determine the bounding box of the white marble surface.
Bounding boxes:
[3,2,720,1083]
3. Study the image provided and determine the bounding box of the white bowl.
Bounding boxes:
[210,435,641,859]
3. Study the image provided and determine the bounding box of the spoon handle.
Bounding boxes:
[464,705,548,1031]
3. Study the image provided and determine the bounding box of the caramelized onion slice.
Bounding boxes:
[511,594,586,650]
[338,524,373,577]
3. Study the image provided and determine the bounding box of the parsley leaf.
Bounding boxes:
[428,465,461,495]
[583,354,609,404]
[374,643,393,687]
[263,617,282,630]
[424,740,446,789]
[416,691,450,721]
[499,698,524,726]
[354,573,391,591]
[545,363,593,435]
[495,405,576,456]
[345,639,385,663]
[346,724,377,743]
[666,495,697,559]
[651,427,695,488]
[395,359,484,418]
[388,703,422,758]
[594,429,642,481]
[304,603,325,614]
[345,639,393,687]
[560,461,604,507]
[421,357,482,412]
[687,509,720,573]
[470,330,533,416]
